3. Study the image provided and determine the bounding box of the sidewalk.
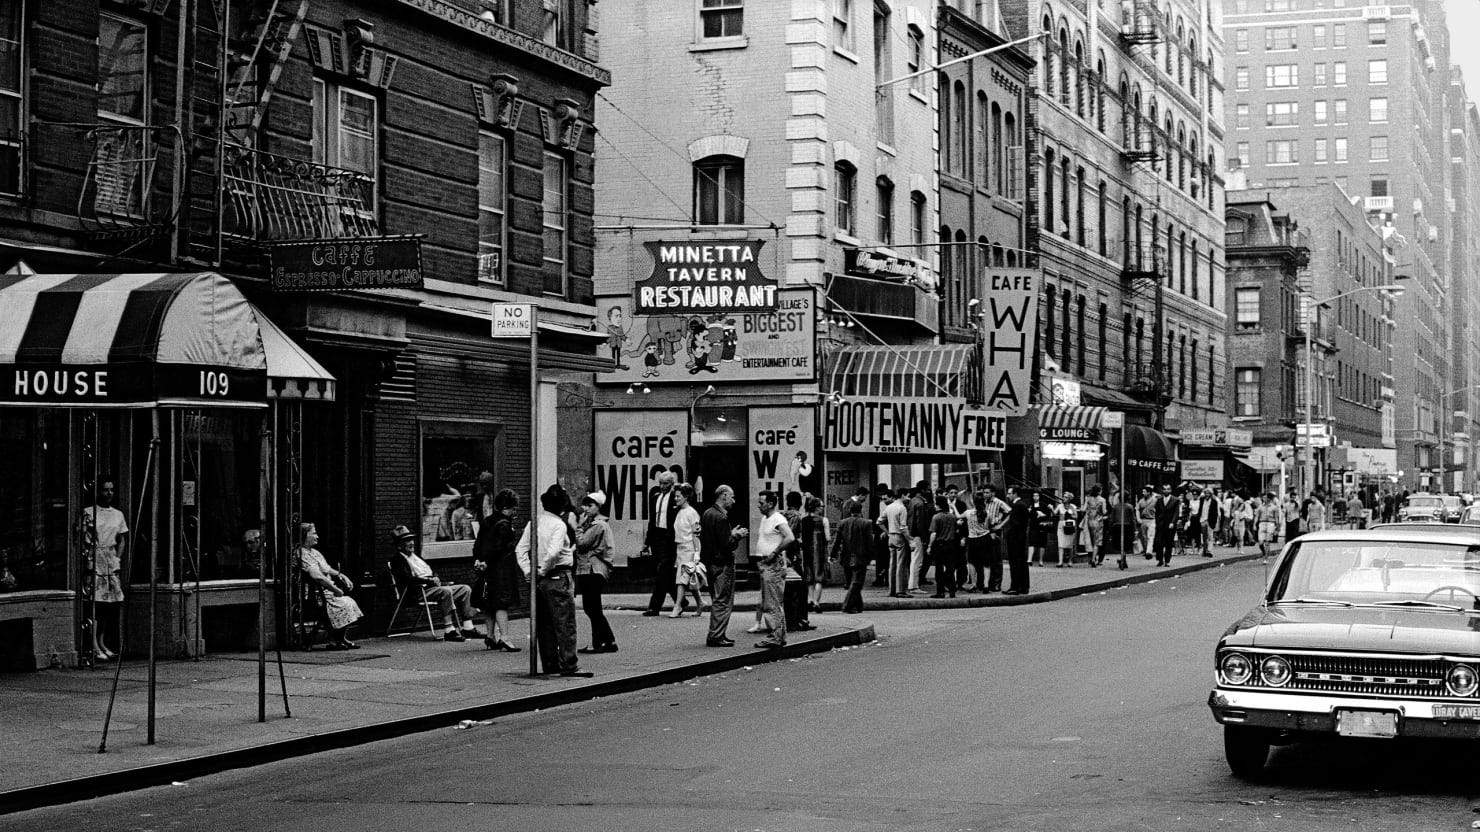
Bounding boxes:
[0,541,1257,814]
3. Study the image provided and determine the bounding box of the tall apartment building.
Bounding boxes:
[997,0,1229,496]
[1446,76,1480,494]
[1224,0,1452,492]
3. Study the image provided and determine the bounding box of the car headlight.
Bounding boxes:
[1260,655,1293,687]
[1447,664,1479,697]
[1220,652,1254,685]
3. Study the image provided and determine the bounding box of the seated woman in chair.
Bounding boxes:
[297,522,363,649]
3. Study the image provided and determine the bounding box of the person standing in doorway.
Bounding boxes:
[642,471,680,616]
[752,490,794,649]
[700,485,745,646]
[81,477,127,662]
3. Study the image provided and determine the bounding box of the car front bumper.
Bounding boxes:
[1208,689,1480,739]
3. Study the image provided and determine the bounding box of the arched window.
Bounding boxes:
[992,243,1004,266]
[1095,55,1107,132]
[1176,123,1187,189]
[990,102,1003,192]
[1075,166,1086,247]
[1041,15,1055,95]
[1207,342,1216,405]
[940,224,954,301]
[1058,28,1071,106]
[1097,180,1108,256]
[1044,147,1057,236]
[876,176,894,244]
[1121,195,1132,265]
[910,190,927,245]
[1074,40,1085,117]
[1006,248,1018,267]
[834,161,857,234]
[1190,135,1201,198]
[1191,337,1199,399]
[1178,333,1187,398]
[1178,230,1187,294]
[953,80,967,177]
[1207,151,1216,209]
[1060,155,1072,238]
[1163,115,1174,182]
[1188,35,1198,95]
[1075,294,1086,375]
[1061,287,1072,362]
[939,74,952,172]
[694,154,745,224]
[1191,240,1199,301]
[1098,302,1108,381]
[977,90,990,188]
[1004,112,1018,197]
[1176,21,1186,85]
[1122,312,1133,381]
[950,228,968,328]
[1135,203,1144,269]
[1135,316,1145,373]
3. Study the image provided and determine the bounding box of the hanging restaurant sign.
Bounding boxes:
[842,247,931,284]
[980,268,1040,416]
[1041,441,1104,461]
[823,398,1006,456]
[634,240,777,315]
[268,236,424,292]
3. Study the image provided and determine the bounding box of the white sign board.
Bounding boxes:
[981,268,1040,415]
[1050,377,1081,406]
[491,303,534,338]
[1181,459,1225,481]
[1296,423,1329,440]
[823,399,1006,456]
[749,406,817,555]
[1102,411,1125,429]
[593,410,688,565]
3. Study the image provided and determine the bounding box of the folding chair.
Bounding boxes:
[384,561,462,638]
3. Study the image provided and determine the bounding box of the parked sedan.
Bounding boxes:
[1398,493,1463,523]
[1208,527,1480,778]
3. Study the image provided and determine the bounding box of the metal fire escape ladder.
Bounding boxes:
[225,0,310,140]
[178,0,230,266]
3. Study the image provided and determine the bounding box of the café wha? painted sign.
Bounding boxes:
[634,240,778,315]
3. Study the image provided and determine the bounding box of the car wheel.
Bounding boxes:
[1224,725,1272,779]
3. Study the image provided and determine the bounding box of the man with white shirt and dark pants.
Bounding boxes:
[515,485,592,677]
[642,470,680,616]
[879,488,913,597]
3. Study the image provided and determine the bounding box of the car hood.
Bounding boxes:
[1221,605,1480,656]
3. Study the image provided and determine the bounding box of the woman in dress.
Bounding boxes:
[1028,489,1055,567]
[1230,491,1252,554]
[296,522,362,650]
[799,495,830,612]
[574,492,618,653]
[473,488,522,652]
[1081,485,1107,567]
[1055,491,1081,568]
[669,483,705,617]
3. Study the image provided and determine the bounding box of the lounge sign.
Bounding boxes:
[634,241,777,314]
[823,399,1006,456]
[268,236,424,293]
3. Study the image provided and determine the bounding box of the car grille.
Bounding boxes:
[1285,654,1451,697]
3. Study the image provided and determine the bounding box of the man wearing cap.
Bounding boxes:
[389,525,483,642]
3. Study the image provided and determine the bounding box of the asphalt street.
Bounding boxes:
[9,558,1480,832]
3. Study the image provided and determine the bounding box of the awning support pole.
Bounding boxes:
[528,306,541,678]
[147,409,160,744]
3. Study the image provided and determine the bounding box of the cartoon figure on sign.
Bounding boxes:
[641,342,661,377]
[686,317,720,375]
[720,320,738,362]
[626,315,686,370]
[600,306,630,370]
[788,449,814,494]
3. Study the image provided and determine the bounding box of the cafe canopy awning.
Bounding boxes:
[827,343,979,401]
[1037,405,1109,430]
[257,308,336,401]
[0,272,320,408]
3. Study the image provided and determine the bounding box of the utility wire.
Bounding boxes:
[593,131,693,220]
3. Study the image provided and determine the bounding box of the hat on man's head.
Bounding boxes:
[586,490,607,508]
[390,524,416,542]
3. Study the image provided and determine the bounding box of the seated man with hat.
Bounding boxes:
[389,524,484,642]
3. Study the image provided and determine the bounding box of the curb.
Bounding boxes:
[611,552,1267,613]
[0,625,875,816]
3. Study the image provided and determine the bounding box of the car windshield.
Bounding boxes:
[1408,497,1443,508]
[1269,539,1480,607]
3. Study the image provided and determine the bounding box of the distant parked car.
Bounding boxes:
[1399,493,1462,523]
[1208,527,1480,779]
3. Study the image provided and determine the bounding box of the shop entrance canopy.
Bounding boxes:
[0,272,307,408]
[827,343,980,402]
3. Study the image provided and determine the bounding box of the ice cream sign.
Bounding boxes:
[635,240,778,315]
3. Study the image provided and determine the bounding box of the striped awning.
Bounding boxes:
[1037,405,1110,430]
[0,272,269,408]
[256,307,335,401]
[827,343,979,401]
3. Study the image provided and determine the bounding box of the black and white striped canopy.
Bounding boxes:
[0,272,284,408]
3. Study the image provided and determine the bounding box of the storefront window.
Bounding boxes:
[177,412,264,581]
[0,412,68,593]
[420,420,503,557]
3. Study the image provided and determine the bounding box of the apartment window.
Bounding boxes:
[1313,24,1326,48]
[1332,22,1346,47]
[1266,0,1291,10]
[477,131,507,285]
[313,81,378,208]
[0,0,21,196]
[1333,62,1346,85]
[694,155,744,224]
[1313,138,1328,162]
[97,14,150,215]
[542,0,576,50]
[1267,177,1298,187]
[1045,286,1056,358]
[1234,141,1250,165]
[834,162,856,234]
[907,26,925,95]
[1097,180,1108,256]
[910,191,926,245]
[700,0,744,39]
[876,176,894,245]
[1265,27,1296,50]
[1235,67,1249,90]
[1266,64,1298,87]
[1334,137,1348,162]
[1265,139,1298,164]
[542,151,568,294]
[1313,63,1327,86]
[833,0,855,52]
[1369,59,1387,84]
[1235,103,1250,128]
[1370,97,1387,122]
[873,3,893,144]
[1370,177,1388,197]
[1334,99,1347,124]
[1235,287,1260,329]
[1368,20,1386,44]
[1266,101,1298,126]
[1236,368,1261,416]
[1235,30,1248,52]
[1314,100,1328,124]
[1369,135,1388,161]
[1098,303,1108,380]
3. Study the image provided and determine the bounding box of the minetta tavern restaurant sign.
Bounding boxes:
[268,236,424,293]
[634,240,778,314]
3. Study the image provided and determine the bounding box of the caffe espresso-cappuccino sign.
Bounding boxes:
[269,236,424,293]
[634,240,777,315]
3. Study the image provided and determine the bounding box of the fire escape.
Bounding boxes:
[77,0,379,264]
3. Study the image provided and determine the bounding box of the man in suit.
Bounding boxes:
[642,470,680,616]
[388,525,483,641]
[1153,484,1179,566]
[1194,487,1222,557]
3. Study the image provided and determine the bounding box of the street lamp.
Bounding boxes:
[1302,282,1406,498]
[1437,385,1479,494]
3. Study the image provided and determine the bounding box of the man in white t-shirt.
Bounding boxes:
[752,490,794,649]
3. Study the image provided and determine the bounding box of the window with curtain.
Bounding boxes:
[477,131,507,285]
[694,155,744,225]
[97,14,150,216]
[542,151,568,295]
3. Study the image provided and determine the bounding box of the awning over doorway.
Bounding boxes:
[1037,405,1109,430]
[0,272,270,408]
[827,343,979,401]
[1124,424,1179,474]
[255,307,336,401]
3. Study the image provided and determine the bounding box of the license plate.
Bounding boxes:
[1336,709,1398,738]
[1432,704,1480,720]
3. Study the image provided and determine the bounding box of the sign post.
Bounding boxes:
[492,302,540,676]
